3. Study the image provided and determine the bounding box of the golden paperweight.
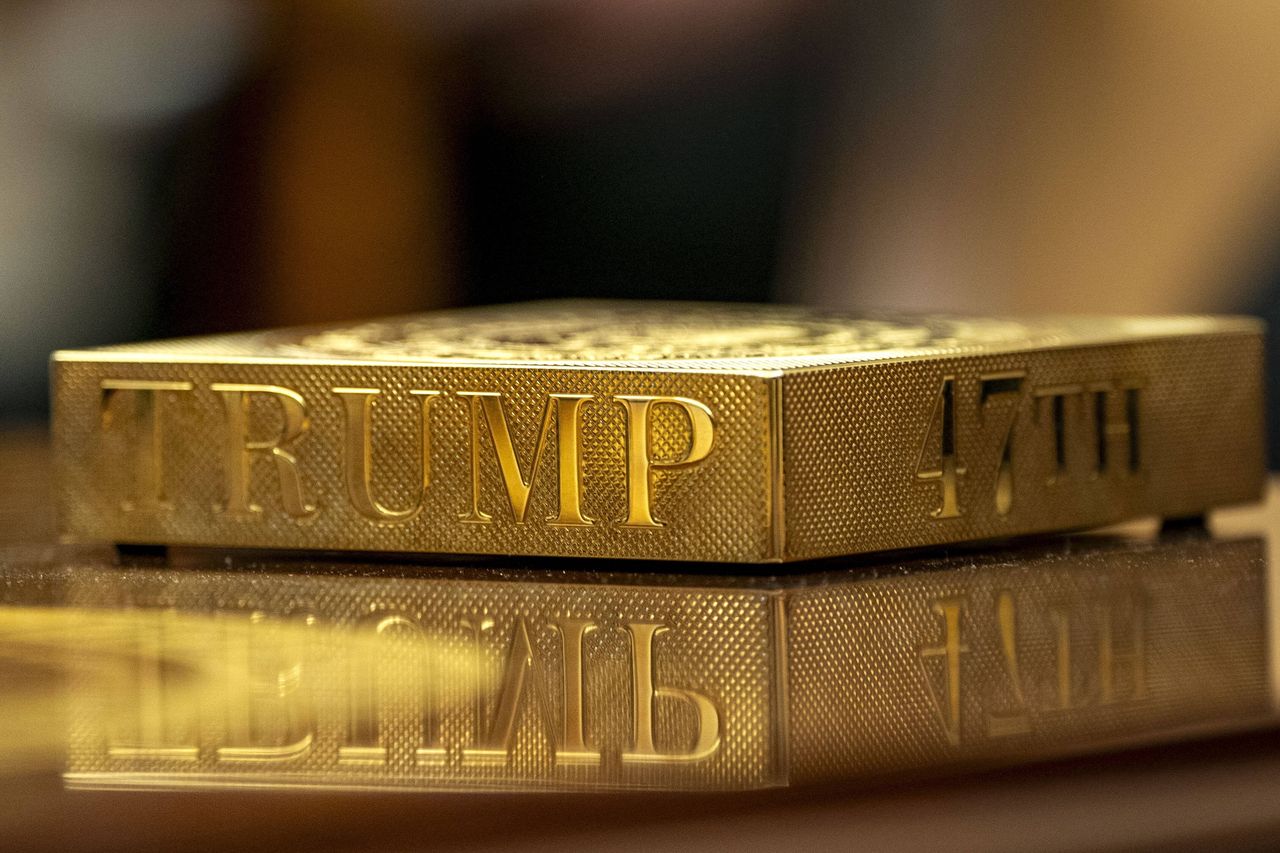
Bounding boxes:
[52,301,1264,562]
[7,530,1260,793]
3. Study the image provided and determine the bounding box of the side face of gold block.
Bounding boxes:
[46,533,1271,792]
[782,331,1265,558]
[51,302,1265,561]
[63,568,780,792]
[786,537,1271,782]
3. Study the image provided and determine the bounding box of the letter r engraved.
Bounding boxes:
[334,387,441,523]
[458,392,594,526]
[98,379,193,512]
[211,383,315,519]
[622,623,721,764]
[614,396,716,528]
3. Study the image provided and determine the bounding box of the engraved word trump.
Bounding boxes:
[96,380,716,530]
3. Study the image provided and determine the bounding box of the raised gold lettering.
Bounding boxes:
[985,590,1031,736]
[615,396,715,528]
[334,387,441,523]
[98,379,193,512]
[338,614,445,767]
[552,619,600,765]
[463,618,549,765]
[918,597,968,746]
[1032,385,1085,484]
[978,373,1026,516]
[1092,383,1142,476]
[217,611,314,763]
[107,610,199,761]
[622,623,721,763]
[916,377,964,519]
[1099,598,1148,704]
[458,392,593,526]
[212,383,315,518]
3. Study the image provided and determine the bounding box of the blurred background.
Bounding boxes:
[4,1,1280,456]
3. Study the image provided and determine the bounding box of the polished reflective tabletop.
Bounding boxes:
[2,425,1279,851]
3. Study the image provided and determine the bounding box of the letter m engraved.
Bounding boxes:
[458,392,593,526]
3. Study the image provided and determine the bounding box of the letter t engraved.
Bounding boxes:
[1032,385,1084,484]
[98,379,193,512]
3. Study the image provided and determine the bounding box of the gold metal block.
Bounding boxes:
[51,301,1265,561]
[25,530,1266,792]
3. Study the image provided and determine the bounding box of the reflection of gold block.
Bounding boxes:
[53,301,1264,562]
[60,532,1271,792]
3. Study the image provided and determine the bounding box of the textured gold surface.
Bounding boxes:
[0,528,1257,793]
[52,301,1265,561]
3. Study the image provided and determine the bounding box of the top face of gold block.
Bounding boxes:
[64,300,1260,373]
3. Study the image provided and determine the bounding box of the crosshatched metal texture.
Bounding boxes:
[784,538,1271,783]
[65,565,779,792]
[54,531,1274,793]
[51,301,1264,562]
[53,362,774,562]
[781,332,1265,559]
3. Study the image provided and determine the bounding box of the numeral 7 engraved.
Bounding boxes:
[916,371,1140,520]
[979,373,1026,517]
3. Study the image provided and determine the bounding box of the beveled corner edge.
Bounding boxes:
[766,373,787,562]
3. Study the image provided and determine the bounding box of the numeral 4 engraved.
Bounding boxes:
[915,376,965,518]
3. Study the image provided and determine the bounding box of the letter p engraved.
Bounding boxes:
[622,623,721,764]
[615,396,715,528]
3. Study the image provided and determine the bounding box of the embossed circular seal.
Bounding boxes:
[272,303,1038,365]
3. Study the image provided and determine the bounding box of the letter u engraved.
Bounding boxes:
[334,388,441,523]
[338,614,444,766]
[622,623,721,764]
